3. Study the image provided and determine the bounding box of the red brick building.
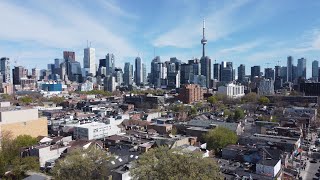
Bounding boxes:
[178,84,204,104]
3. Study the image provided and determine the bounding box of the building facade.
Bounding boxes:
[178,84,204,104]
[83,47,96,76]
[217,83,245,98]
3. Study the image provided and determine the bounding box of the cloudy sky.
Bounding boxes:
[1,0,320,76]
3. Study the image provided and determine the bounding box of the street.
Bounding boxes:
[300,133,320,180]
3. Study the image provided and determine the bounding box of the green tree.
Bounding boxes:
[170,127,178,135]
[241,92,258,103]
[204,127,238,152]
[190,107,197,115]
[53,147,112,180]
[130,147,222,180]
[19,96,33,104]
[234,108,245,120]
[258,96,270,105]
[207,96,218,105]
[0,133,39,177]
[49,96,65,104]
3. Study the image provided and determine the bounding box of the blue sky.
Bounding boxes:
[1,0,320,77]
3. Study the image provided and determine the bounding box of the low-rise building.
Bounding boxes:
[74,122,121,140]
[0,102,48,138]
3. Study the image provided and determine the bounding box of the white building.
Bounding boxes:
[258,79,274,96]
[80,81,94,91]
[83,47,96,76]
[217,83,245,98]
[256,159,281,177]
[74,122,121,140]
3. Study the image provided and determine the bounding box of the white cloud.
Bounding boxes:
[0,1,138,67]
[152,0,251,48]
[216,40,264,55]
[98,0,139,20]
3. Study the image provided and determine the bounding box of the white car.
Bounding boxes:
[312,147,318,152]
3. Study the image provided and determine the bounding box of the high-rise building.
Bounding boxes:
[264,68,274,80]
[150,56,161,86]
[287,56,293,82]
[142,63,147,85]
[200,57,211,88]
[297,57,306,79]
[114,68,123,85]
[123,62,133,86]
[63,51,75,62]
[106,53,115,76]
[104,75,116,92]
[220,61,233,83]
[99,59,106,68]
[251,66,261,81]
[0,57,11,83]
[32,68,41,81]
[68,61,83,83]
[54,58,64,69]
[237,64,245,83]
[83,47,96,76]
[213,63,221,81]
[13,66,25,85]
[180,63,193,84]
[280,66,287,82]
[312,60,319,81]
[134,57,142,85]
[274,66,281,78]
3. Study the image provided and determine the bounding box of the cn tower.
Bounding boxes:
[201,19,207,58]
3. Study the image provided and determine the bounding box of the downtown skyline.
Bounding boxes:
[0,0,320,77]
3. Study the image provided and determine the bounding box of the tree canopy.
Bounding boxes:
[0,133,39,178]
[241,92,258,103]
[130,147,222,180]
[258,96,270,105]
[204,127,238,153]
[234,108,245,120]
[52,147,112,180]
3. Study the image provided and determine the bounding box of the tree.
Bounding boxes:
[241,92,258,103]
[204,127,238,152]
[258,96,270,105]
[190,107,197,115]
[19,96,33,104]
[0,133,39,178]
[49,96,65,104]
[207,96,218,106]
[234,108,245,120]
[170,127,178,135]
[53,147,112,180]
[130,147,222,180]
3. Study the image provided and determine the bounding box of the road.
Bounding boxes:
[300,132,320,180]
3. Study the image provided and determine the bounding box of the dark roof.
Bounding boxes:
[258,159,280,166]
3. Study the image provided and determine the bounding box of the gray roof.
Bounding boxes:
[187,119,239,132]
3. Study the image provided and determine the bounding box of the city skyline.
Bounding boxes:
[0,1,320,77]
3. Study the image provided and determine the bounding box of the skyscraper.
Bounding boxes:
[251,65,261,81]
[237,64,245,83]
[63,51,75,62]
[297,57,306,79]
[83,47,96,76]
[220,61,233,83]
[54,58,64,69]
[287,56,293,82]
[135,57,142,85]
[106,53,115,76]
[123,62,133,86]
[264,68,275,80]
[0,57,11,83]
[213,63,221,81]
[13,66,25,85]
[312,60,319,81]
[150,56,161,86]
[142,63,147,85]
[274,66,281,78]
